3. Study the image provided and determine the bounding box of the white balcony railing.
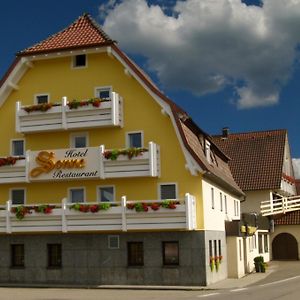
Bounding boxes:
[261,195,300,216]
[0,193,197,234]
[0,158,26,183]
[0,142,160,184]
[16,92,123,133]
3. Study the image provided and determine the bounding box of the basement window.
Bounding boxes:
[108,235,120,249]
[35,94,49,104]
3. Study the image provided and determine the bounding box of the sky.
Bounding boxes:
[0,0,300,178]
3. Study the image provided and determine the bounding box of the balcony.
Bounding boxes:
[16,92,123,133]
[0,142,160,184]
[0,194,197,234]
[0,157,26,183]
[261,195,300,216]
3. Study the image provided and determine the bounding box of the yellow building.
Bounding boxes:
[0,14,243,285]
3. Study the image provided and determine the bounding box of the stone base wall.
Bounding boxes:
[0,231,210,286]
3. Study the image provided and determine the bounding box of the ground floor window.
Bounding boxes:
[11,244,24,268]
[47,244,62,268]
[11,189,25,205]
[69,188,85,203]
[128,242,143,266]
[163,241,179,266]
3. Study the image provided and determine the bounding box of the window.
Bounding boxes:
[70,133,88,148]
[108,235,120,249]
[239,239,242,261]
[127,132,143,148]
[98,186,115,202]
[11,189,25,205]
[211,187,215,209]
[73,54,86,68]
[224,195,228,214]
[95,87,111,100]
[11,139,24,156]
[35,94,49,104]
[234,200,239,216]
[11,244,24,268]
[220,192,223,212]
[69,188,85,203]
[128,242,143,266]
[159,184,177,200]
[209,240,213,258]
[258,234,263,254]
[264,234,269,253]
[163,242,179,266]
[218,240,222,258]
[214,240,218,257]
[47,244,62,268]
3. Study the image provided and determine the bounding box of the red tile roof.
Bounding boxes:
[212,130,287,191]
[274,210,300,225]
[17,14,113,56]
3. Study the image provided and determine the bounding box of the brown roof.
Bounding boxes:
[212,130,287,191]
[17,14,113,56]
[274,210,300,225]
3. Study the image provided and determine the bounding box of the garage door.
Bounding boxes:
[272,233,298,260]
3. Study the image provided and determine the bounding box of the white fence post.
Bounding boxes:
[149,142,157,177]
[62,198,68,233]
[111,92,119,126]
[16,101,21,133]
[62,97,67,130]
[99,145,105,179]
[185,193,192,230]
[121,196,127,232]
[6,200,12,234]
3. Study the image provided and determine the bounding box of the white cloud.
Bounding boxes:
[293,158,300,179]
[102,0,300,109]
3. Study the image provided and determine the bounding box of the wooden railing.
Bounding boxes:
[0,194,197,234]
[261,195,300,216]
[16,92,123,133]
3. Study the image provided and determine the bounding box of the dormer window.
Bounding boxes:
[205,140,211,164]
[73,54,87,68]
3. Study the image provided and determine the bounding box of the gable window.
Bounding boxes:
[128,242,144,266]
[69,188,85,203]
[163,241,179,266]
[47,244,62,268]
[70,133,88,148]
[35,94,49,104]
[127,132,143,148]
[11,244,24,268]
[159,184,177,200]
[11,139,25,156]
[73,54,86,68]
[95,87,111,100]
[98,186,115,202]
[11,189,25,205]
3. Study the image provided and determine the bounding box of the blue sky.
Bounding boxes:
[1,0,300,177]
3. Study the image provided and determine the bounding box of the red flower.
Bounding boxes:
[92,100,101,107]
[151,203,160,211]
[90,205,99,213]
[79,205,89,212]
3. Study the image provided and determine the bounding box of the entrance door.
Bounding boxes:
[272,233,298,260]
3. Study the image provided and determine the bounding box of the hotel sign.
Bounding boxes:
[28,147,100,181]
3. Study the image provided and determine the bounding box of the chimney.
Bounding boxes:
[222,127,229,138]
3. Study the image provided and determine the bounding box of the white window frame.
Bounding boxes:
[10,139,25,156]
[70,132,89,148]
[10,188,26,205]
[34,93,50,104]
[68,187,86,203]
[211,187,215,209]
[72,54,88,69]
[126,131,144,148]
[220,192,223,212]
[94,86,112,100]
[97,185,116,203]
[224,195,228,214]
[158,183,178,200]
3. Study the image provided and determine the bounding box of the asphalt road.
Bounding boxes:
[0,261,299,300]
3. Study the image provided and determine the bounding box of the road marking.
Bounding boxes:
[197,293,220,298]
[259,275,300,287]
[230,288,248,292]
